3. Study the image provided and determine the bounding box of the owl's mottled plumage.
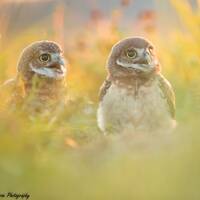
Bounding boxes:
[97,37,176,134]
[1,41,67,117]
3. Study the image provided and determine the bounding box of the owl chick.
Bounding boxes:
[97,37,176,135]
[1,40,67,116]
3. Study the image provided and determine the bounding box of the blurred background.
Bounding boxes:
[0,0,200,199]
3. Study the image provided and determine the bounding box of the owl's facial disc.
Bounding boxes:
[116,47,157,73]
[30,52,67,80]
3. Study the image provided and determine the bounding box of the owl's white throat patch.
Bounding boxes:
[116,59,154,72]
[30,63,66,79]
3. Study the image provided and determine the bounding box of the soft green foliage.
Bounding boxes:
[0,1,200,199]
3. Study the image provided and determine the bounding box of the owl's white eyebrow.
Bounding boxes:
[134,48,145,56]
[51,52,60,57]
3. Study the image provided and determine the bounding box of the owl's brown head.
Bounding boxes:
[17,41,66,82]
[107,37,160,78]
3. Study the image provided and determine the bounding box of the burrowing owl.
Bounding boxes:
[97,37,176,135]
[1,40,67,116]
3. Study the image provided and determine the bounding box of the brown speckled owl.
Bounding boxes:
[1,40,67,116]
[97,37,176,135]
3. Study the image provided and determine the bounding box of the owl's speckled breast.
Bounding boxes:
[97,79,173,134]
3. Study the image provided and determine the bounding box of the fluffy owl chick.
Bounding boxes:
[97,37,176,135]
[3,40,67,115]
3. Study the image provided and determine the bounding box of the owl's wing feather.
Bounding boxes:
[157,74,175,118]
[0,76,24,110]
[99,78,112,101]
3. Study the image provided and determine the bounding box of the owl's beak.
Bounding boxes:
[136,51,151,65]
[58,58,65,66]
[136,58,149,65]
[48,58,65,71]
[49,54,66,69]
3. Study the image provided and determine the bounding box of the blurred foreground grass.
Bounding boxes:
[0,0,200,199]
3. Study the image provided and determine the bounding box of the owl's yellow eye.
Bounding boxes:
[39,53,50,62]
[126,49,137,58]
